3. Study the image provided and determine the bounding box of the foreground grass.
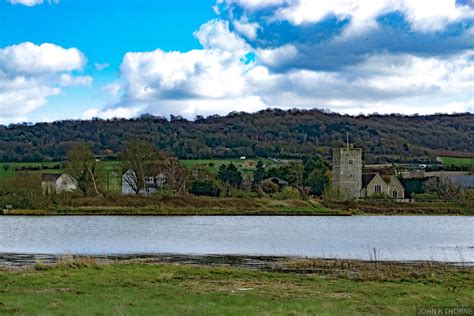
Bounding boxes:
[0,260,472,315]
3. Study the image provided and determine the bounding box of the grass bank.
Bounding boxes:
[2,196,346,216]
[323,200,474,216]
[0,258,472,315]
[3,194,472,216]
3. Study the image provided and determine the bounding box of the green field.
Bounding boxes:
[439,156,474,168]
[0,260,472,315]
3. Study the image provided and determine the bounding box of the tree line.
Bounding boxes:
[0,139,333,208]
[1,109,472,163]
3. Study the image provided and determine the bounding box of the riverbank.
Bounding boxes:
[2,195,472,215]
[0,257,472,315]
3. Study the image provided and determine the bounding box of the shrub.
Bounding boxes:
[261,181,279,194]
[322,186,350,202]
[188,180,221,197]
[273,187,301,200]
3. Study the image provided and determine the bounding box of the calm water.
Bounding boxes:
[0,216,473,262]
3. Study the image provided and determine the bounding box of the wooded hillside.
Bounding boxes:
[1,109,472,163]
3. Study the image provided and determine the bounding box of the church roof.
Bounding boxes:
[41,173,63,182]
[362,173,377,187]
[448,175,474,189]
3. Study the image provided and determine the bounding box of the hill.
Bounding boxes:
[0,109,472,163]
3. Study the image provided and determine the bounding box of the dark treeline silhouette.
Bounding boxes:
[1,109,472,163]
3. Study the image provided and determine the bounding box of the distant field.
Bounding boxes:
[438,156,474,168]
[0,158,284,180]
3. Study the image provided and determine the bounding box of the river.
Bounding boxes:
[0,216,472,263]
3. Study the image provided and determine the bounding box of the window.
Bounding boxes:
[375,185,382,193]
[348,159,354,164]
[392,190,398,199]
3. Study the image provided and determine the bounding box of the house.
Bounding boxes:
[447,175,474,192]
[121,169,166,195]
[361,173,405,199]
[41,173,78,194]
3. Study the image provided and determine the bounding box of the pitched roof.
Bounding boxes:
[362,173,377,187]
[41,173,63,182]
[262,177,289,185]
[448,175,474,189]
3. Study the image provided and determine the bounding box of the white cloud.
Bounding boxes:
[7,0,59,6]
[224,0,474,32]
[82,106,144,120]
[94,62,110,71]
[194,20,250,53]
[0,42,85,75]
[7,0,43,6]
[256,44,298,68]
[101,36,472,120]
[0,42,90,122]
[59,74,93,87]
[232,17,261,40]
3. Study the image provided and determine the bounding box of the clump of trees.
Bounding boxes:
[117,140,189,195]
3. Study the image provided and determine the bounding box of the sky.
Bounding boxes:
[0,0,473,124]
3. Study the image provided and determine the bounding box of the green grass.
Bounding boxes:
[439,156,474,168]
[0,260,472,315]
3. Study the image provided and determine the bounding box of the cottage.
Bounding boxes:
[41,173,78,194]
[121,169,166,195]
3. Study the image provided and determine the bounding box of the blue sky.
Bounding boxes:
[0,0,473,124]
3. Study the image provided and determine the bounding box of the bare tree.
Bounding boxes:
[117,140,158,195]
[157,150,190,194]
[66,142,102,196]
[424,176,461,200]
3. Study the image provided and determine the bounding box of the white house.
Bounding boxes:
[41,173,78,194]
[121,169,166,195]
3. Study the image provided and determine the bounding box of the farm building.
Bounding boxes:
[41,173,78,194]
[121,169,166,195]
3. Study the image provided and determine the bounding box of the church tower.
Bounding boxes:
[332,145,362,198]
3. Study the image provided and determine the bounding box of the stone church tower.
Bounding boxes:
[332,145,362,198]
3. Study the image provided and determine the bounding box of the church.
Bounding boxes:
[332,145,405,200]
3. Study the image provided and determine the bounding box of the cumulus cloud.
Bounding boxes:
[0,42,90,122]
[194,20,250,53]
[215,0,474,72]
[98,44,472,119]
[220,0,474,32]
[90,1,473,119]
[0,42,85,75]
